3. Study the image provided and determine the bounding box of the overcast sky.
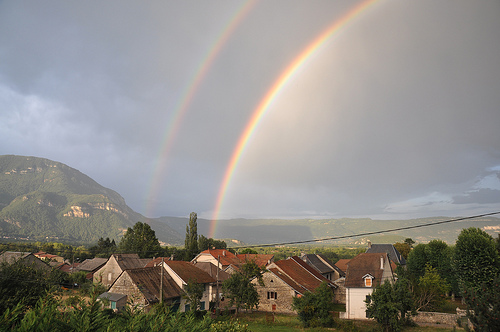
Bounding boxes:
[1,0,500,223]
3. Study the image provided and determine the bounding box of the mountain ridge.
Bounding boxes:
[1,155,499,246]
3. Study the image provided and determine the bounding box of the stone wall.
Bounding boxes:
[413,310,471,328]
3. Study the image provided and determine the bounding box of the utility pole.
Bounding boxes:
[216,255,220,313]
[160,257,164,304]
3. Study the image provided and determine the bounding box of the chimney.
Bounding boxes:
[368,240,372,249]
[380,256,384,270]
[223,250,226,256]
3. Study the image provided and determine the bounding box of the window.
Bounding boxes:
[200,301,205,310]
[111,301,116,310]
[108,272,113,281]
[267,291,278,300]
[365,277,372,287]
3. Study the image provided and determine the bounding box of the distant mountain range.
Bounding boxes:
[1,155,499,246]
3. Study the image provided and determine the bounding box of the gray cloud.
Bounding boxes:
[1,0,500,223]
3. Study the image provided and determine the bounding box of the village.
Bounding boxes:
[0,220,498,331]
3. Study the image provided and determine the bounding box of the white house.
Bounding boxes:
[343,252,394,320]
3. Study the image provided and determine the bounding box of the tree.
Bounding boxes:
[0,260,56,312]
[119,222,161,258]
[184,212,198,260]
[183,279,204,312]
[292,282,335,328]
[197,234,227,251]
[365,280,416,332]
[462,275,500,332]
[221,261,261,314]
[393,242,411,260]
[414,264,450,311]
[404,238,415,248]
[453,227,500,291]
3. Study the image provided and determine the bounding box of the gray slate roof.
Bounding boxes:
[76,258,107,272]
[98,292,127,302]
[365,244,406,265]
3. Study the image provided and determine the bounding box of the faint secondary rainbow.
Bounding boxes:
[145,0,257,217]
[209,0,380,237]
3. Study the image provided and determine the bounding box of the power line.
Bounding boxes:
[230,211,500,249]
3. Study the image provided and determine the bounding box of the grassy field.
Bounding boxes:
[232,312,464,332]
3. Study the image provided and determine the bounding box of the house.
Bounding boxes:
[0,251,51,271]
[191,249,242,271]
[93,254,151,287]
[98,292,128,311]
[108,266,183,311]
[33,251,65,263]
[343,252,394,320]
[191,249,273,273]
[365,242,406,266]
[162,260,216,312]
[300,253,345,281]
[75,257,107,279]
[251,256,337,314]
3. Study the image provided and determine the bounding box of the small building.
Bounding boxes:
[252,256,337,314]
[0,251,51,271]
[98,292,127,311]
[108,266,182,311]
[93,254,152,287]
[33,251,65,263]
[75,257,107,279]
[162,260,216,312]
[343,252,394,320]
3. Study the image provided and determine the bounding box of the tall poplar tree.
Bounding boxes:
[185,212,198,260]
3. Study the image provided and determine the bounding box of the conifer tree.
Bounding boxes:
[185,212,198,260]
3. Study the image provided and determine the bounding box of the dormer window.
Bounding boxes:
[363,274,374,287]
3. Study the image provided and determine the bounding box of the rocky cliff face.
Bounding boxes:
[0,155,183,244]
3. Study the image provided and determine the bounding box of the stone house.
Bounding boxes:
[251,256,337,314]
[75,257,107,279]
[162,260,216,312]
[0,251,51,271]
[108,266,182,311]
[93,254,151,287]
[343,252,394,320]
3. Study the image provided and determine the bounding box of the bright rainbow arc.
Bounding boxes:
[209,0,380,238]
[145,0,257,217]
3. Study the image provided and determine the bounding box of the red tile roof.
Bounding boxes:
[334,259,350,273]
[144,257,172,268]
[272,256,334,293]
[165,261,216,284]
[268,267,308,295]
[198,249,241,268]
[236,254,274,267]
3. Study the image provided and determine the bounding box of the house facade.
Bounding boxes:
[93,254,151,287]
[162,260,216,312]
[108,266,182,311]
[252,256,337,314]
[343,252,394,320]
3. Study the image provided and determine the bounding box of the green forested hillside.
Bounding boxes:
[0,155,182,244]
